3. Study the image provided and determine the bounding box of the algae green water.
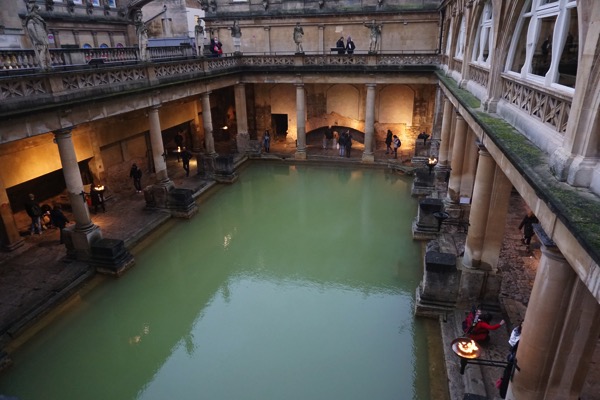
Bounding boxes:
[0,163,434,399]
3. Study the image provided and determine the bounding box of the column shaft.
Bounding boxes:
[507,246,577,400]
[54,128,93,230]
[545,279,600,399]
[462,146,494,269]
[362,83,376,162]
[459,129,478,199]
[438,99,453,168]
[295,84,306,159]
[234,83,248,135]
[148,106,169,183]
[447,115,467,202]
[201,92,216,155]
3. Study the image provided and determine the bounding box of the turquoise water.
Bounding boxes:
[0,163,431,400]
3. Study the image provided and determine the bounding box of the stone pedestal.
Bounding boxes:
[411,168,436,198]
[236,132,250,154]
[415,250,459,318]
[0,203,24,251]
[412,198,443,240]
[144,182,198,218]
[63,224,103,260]
[214,155,238,183]
[90,238,135,276]
[456,264,502,310]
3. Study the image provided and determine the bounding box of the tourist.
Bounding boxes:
[418,131,430,145]
[336,36,345,54]
[346,36,355,55]
[90,186,106,213]
[210,37,223,57]
[392,134,401,159]
[50,204,69,244]
[345,131,352,158]
[263,130,271,153]
[467,313,505,343]
[181,148,192,177]
[519,211,539,250]
[338,130,347,157]
[508,323,522,353]
[385,129,393,154]
[130,163,143,193]
[24,193,43,235]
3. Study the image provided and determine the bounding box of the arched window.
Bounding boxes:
[506,0,578,90]
[445,21,454,55]
[471,0,493,66]
[454,16,466,60]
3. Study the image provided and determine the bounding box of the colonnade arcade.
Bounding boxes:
[429,88,600,400]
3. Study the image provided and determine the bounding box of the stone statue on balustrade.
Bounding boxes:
[293,22,304,53]
[134,9,149,61]
[363,19,382,53]
[195,20,205,57]
[230,20,242,53]
[24,3,51,69]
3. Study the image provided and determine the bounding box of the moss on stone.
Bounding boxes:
[436,72,481,109]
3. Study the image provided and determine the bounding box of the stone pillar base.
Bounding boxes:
[294,150,307,160]
[63,224,103,260]
[411,168,436,198]
[415,251,460,318]
[2,237,24,252]
[145,185,199,219]
[457,263,502,311]
[361,153,375,163]
[214,155,238,183]
[412,198,444,240]
[90,238,135,277]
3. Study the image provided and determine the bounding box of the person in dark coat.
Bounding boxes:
[385,129,393,154]
[130,163,143,193]
[50,205,69,244]
[210,37,223,57]
[90,186,106,213]
[338,131,347,157]
[24,193,43,235]
[519,211,539,250]
[336,36,345,54]
[345,131,352,158]
[345,36,355,54]
[181,148,192,177]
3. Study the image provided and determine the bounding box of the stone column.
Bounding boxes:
[459,129,479,200]
[191,98,204,152]
[318,25,325,54]
[264,27,271,54]
[506,245,577,400]
[362,83,376,163]
[431,86,445,142]
[234,83,250,153]
[462,144,494,270]
[437,98,453,168]
[446,115,467,202]
[0,177,24,251]
[54,128,102,258]
[545,279,600,399]
[148,105,170,185]
[295,83,307,160]
[201,92,216,155]
[479,166,512,273]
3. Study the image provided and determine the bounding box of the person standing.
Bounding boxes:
[50,205,69,244]
[346,36,356,55]
[263,130,271,153]
[467,313,505,343]
[392,134,401,159]
[25,193,43,235]
[90,186,106,213]
[519,211,539,250]
[210,37,223,57]
[130,163,143,193]
[338,131,347,157]
[181,148,192,177]
[336,36,345,54]
[385,129,393,154]
[345,131,352,158]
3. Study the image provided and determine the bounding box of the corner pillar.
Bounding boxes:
[0,178,24,251]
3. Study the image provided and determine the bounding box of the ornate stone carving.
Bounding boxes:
[66,0,75,13]
[86,0,94,15]
[45,0,54,12]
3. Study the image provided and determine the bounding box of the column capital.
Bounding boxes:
[53,127,74,138]
[455,113,465,121]
[476,140,489,155]
[150,104,161,111]
[365,83,377,88]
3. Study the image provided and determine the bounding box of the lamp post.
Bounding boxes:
[451,337,514,375]
[427,155,438,175]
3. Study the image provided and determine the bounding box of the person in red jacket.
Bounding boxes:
[468,313,505,343]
